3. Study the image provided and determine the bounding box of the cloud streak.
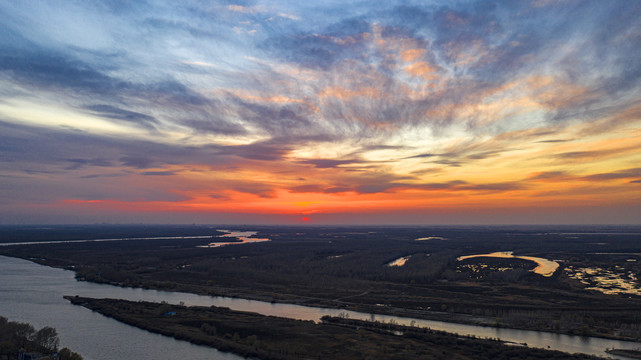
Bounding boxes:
[1,0,640,224]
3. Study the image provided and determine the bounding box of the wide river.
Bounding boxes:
[1,255,639,360]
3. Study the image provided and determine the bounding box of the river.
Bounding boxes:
[1,255,639,359]
[0,255,243,360]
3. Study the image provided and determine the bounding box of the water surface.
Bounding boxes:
[1,255,639,359]
[0,256,243,360]
[458,251,560,277]
[197,230,271,247]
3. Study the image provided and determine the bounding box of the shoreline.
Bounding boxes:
[606,349,641,359]
[13,253,639,345]
[65,296,606,360]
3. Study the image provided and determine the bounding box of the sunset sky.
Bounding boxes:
[1,0,640,225]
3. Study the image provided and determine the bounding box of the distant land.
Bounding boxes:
[1,224,641,359]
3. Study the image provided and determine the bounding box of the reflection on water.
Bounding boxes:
[458,251,560,277]
[459,264,513,273]
[0,230,273,249]
[565,266,641,296]
[518,256,560,277]
[2,255,640,359]
[0,236,214,247]
[388,256,410,267]
[415,236,446,241]
[0,256,243,360]
[197,230,270,248]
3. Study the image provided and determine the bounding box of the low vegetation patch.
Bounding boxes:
[65,296,605,360]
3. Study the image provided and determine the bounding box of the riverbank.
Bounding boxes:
[3,253,641,359]
[2,226,641,348]
[62,272,641,344]
[606,349,641,359]
[65,296,605,360]
[10,252,641,345]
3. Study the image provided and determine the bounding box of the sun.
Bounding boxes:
[302,217,310,222]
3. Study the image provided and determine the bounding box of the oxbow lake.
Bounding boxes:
[457,251,560,277]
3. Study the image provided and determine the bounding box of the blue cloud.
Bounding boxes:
[84,104,158,129]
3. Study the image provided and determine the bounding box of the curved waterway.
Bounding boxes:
[1,256,639,359]
[197,230,271,248]
[458,251,560,277]
[0,256,243,360]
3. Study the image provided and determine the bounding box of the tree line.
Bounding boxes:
[0,316,82,360]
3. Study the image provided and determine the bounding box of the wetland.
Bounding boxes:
[1,224,641,358]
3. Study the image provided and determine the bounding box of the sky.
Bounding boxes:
[1,0,640,225]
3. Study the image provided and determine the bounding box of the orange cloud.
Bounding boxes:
[401,48,426,62]
[319,86,384,100]
[404,62,438,80]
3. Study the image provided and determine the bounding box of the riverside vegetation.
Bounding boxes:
[1,225,641,349]
[0,316,82,360]
[65,296,604,360]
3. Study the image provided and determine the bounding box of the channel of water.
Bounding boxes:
[1,249,640,359]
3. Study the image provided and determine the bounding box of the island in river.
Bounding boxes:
[64,296,604,360]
